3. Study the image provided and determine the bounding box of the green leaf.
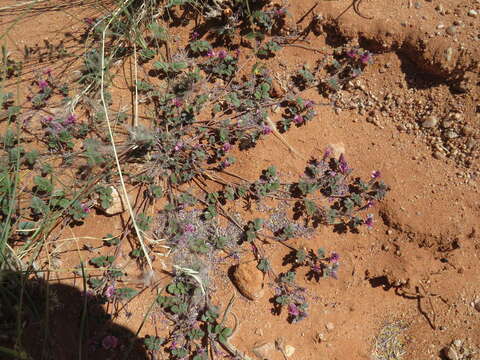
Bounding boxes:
[115,287,138,300]
[90,255,115,268]
[148,23,168,41]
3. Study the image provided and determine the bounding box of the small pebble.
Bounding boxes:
[284,345,296,357]
[326,322,334,331]
[446,26,457,35]
[422,115,438,128]
[474,300,480,312]
[468,9,478,17]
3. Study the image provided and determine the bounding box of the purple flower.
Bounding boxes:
[262,125,272,135]
[172,98,182,107]
[84,17,95,26]
[346,49,357,58]
[184,223,195,233]
[191,31,200,40]
[174,142,183,151]
[43,68,53,76]
[329,252,339,263]
[304,100,314,108]
[105,285,116,298]
[217,50,227,59]
[288,303,300,317]
[222,143,232,152]
[64,114,76,125]
[360,52,373,65]
[38,80,49,92]
[293,114,304,125]
[365,214,374,229]
[81,203,90,213]
[221,159,231,168]
[42,116,53,124]
[366,200,375,209]
[338,154,350,174]
[371,170,381,179]
[206,49,216,57]
[323,146,332,160]
[102,335,119,350]
[330,269,338,279]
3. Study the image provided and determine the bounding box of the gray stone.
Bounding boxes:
[422,115,438,128]
[445,346,459,360]
[446,26,457,35]
[253,342,275,360]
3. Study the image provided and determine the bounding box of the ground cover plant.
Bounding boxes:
[0,1,390,359]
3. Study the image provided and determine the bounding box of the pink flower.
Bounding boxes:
[81,203,90,213]
[323,146,332,160]
[84,17,95,26]
[293,114,304,125]
[172,98,182,107]
[288,303,300,316]
[174,142,183,151]
[329,252,339,263]
[42,116,53,124]
[65,114,76,125]
[184,224,195,233]
[360,52,373,64]
[43,68,53,76]
[262,125,272,135]
[371,170,381,179]
[206,49,216,57]
[222,143,232,152]
[38,80,49,92]
[102,335,119,350]
[105,285,115,298]
[338,154,350,174]
[221,159,231,168]
[365,214,374,228]
[304,100,314,108]
[217,50,227,59]
[346,49,357,58]
[191,31,200,40]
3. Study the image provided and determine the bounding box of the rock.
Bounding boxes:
[270,79,285,98]
[433,151,444,160]
[325,322,334,331]
[315,332,326,343]
[284,345,296,357]
[445,130,458,139]
[445,345,459,360]
[446,26,457,35]
[422,115,438,128]
[468,9,478,17]
[453,339,462,347]
[232,261,264,300]
[253,342,275,359]
[254,328,264,336]
[474,300,480,312]
[104,186,128,215]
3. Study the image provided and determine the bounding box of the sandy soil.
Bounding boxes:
[1,0,479,359]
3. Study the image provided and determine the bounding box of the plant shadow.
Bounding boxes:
[0,270,148,360]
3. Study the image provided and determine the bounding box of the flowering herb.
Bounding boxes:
[291,147,389,232]
[325,47,374,91]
